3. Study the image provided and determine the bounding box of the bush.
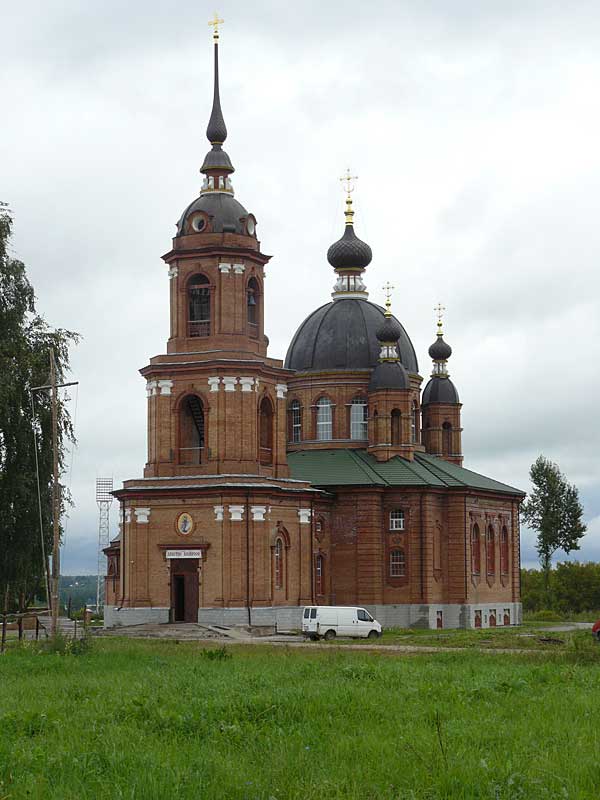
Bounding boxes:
[34,633,93,657]
[199,646,231,661]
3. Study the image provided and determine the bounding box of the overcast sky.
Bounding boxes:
[2,0,599,574]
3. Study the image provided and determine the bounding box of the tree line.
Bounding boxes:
[521,562,600,615]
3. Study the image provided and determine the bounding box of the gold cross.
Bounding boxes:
[208,12,224,40]
[434,302,445,331]
[382,282,395,314]
[340,168,358,197]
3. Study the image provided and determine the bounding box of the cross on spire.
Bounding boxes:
[208,12,224,41]
[434,302,446,333]
[340,168,358,226]
[340,168,358,198]
[382,281,395,315]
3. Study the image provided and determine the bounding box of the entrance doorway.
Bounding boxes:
[170,559,199,623]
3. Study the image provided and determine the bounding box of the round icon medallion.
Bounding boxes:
[176,512,194,536]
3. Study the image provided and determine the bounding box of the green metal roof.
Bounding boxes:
[287,449,524,496]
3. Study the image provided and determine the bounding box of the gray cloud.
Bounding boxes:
[2,0,598,572]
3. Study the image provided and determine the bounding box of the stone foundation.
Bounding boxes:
[104,602,522,630]
[104,605,169,628]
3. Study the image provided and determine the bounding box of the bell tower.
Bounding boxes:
[163,15,267,359]
[140,19,291,479]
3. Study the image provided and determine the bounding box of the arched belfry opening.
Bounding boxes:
[391,409,401,446]
[179,395,205,464]
[442,421,452,457]
[259,396,274,465]
[247,277,260,335]
[188,274,211,337]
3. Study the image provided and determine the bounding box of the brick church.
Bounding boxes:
[104,26,524,630]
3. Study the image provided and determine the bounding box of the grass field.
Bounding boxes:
[1,636,599,800]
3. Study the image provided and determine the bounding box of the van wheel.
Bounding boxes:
[368,630,380,640]
[323,629,336,641]
[308,634,318,642]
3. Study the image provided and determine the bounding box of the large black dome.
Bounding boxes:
[285,299,419,374]
[176,193,249,236]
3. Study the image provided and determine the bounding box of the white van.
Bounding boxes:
[302,606,382,640]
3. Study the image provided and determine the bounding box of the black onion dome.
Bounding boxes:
[422,377,460,405]
[327,225,372,270]
[428,335,452,361]
[177,193,249,235]
[376,315,402,343]
[368,361,409,391]
[285,299,418,374]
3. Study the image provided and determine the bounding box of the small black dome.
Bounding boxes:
[368,361,409,391]
[422,377,460,404]
[428,335,452,361]
[201,145,234,174]
[327,225,372,270]
[285,299,418,374]
[177,193,249,236]
[376,315,402,343]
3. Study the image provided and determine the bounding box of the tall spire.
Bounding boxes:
[328,169,372,299]
[206,13,227,145]
[201,14,235,189]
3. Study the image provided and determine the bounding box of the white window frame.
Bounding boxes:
[389,509,405,531]
[350,398,368,440]
[316,398,333,441]
[290,400,302,443]
[390,549,406,577]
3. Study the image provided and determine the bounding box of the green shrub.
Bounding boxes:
[199,646,231,661]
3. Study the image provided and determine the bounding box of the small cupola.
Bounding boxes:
[422,305,460,405]
[369,287,409,391]
[328,171,372,300]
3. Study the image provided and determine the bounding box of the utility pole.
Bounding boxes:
[50,351,60,636]
[31,350,78,638]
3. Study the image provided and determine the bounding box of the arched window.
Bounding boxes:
[315,555,324,595]
[389,509,405,531]
[316,397,333,441]
[350,397,368,440]
[411,401,420,443]
[247,277,259,334]
[390,549,406,577]
[500,526,509,575]
[259,397,274,465]
[486,525,496,575]
[274,539,283,589]
[179,395,205,464]
[471,524,481,575]
[188,274,210,337]
[391,409,401,446]
[442,422,452,456]
[289,399,302,443]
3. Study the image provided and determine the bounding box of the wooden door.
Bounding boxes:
[170,559,199,623]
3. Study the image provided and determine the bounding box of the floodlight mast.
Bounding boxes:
[96,478,114,614]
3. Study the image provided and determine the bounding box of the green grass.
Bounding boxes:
[332,623,581,651]
[1,637,599,799]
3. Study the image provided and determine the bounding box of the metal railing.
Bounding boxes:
[188,321,210,338]
[179,446,204,465]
